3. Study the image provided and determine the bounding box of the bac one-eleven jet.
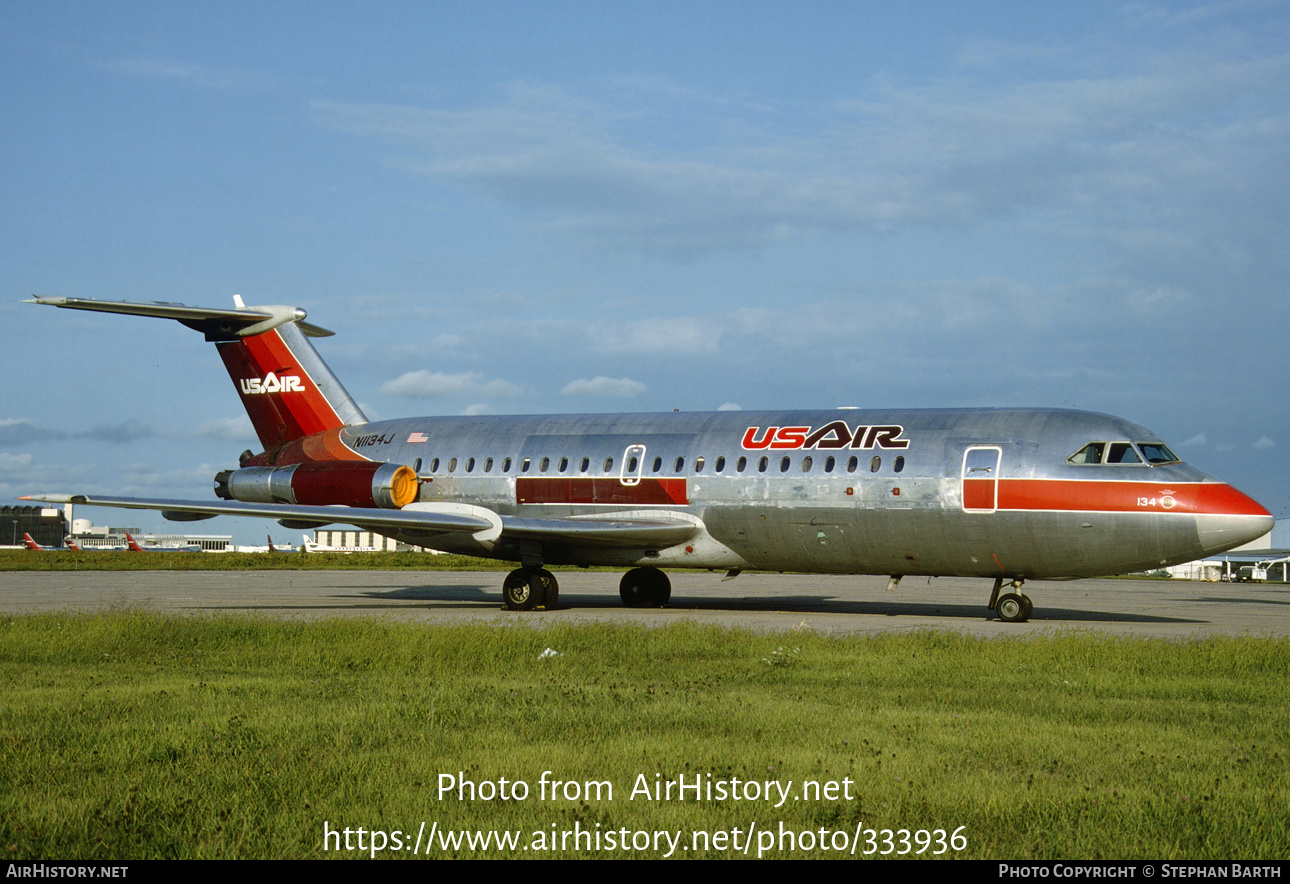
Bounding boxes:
[23,295,1273,622]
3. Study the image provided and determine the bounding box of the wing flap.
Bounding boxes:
[500,512,701,547]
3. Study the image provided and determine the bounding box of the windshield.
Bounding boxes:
[1067,441,1181,466]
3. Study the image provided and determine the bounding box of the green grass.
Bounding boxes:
[0,548,510,571]
[2,612,1286,859]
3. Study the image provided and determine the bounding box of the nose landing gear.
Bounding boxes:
[989,577,1033,623]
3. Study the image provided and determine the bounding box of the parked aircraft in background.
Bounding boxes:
[125,532,200,553]
[22,533,51,551]
[23,295,1273,621]
[63,536,125,552]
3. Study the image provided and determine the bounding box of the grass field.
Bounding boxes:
[2,610,1286,859]
[0,548,508,572]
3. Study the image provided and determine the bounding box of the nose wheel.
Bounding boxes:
[989,578,1033,622]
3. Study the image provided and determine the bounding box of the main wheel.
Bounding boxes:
[996,592,1028,623]
[538,570,559,610]
[503,567,550,611]
[620,567,671,607]
[1020,594,1033,620]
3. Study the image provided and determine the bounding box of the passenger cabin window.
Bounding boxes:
[503,457,512,472]
[714,456,725,472]
[695,456,705,472]
[675,456,685,472]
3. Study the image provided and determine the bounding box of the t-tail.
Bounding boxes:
[26,295,367,451]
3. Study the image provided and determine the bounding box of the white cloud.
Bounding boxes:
[1180,433,1208,446]
[1253,435,1275,450]
[192,416,256,442]
[0,452,34,471]
[560,376,647,398]
[313,49,1290,257]
[380,370,520,399]
[100,57,270,91]
[717,402,743,411]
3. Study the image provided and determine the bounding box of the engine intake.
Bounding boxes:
[215,461,418,509]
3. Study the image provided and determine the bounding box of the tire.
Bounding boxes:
[620,567,670,607]
[503,568,545,611]
[996,592,1027,623]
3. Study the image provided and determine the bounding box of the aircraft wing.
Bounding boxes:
[20,494,700,551]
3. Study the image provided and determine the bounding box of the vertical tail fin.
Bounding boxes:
[216,320,366,449]
[26,295,367,450]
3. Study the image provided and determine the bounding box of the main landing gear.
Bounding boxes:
[619,567,671,608]
[501,566,672,611]
[988,577,1033,622]
[502,567,559,611]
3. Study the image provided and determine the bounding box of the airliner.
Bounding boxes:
[23,295,1273,622]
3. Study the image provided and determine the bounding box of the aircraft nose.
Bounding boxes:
[1194,482,1274,555]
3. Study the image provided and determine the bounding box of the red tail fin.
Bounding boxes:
[217,321,365,450]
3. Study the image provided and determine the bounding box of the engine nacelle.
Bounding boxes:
[214,461,418,509]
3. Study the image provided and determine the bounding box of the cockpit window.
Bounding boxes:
[1106,442,1142,464]
[1069,440,1180,466]
[1137,442,1180,465]
[1068,443,1105,465]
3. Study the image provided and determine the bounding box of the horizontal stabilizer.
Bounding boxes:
[25,296,334,338]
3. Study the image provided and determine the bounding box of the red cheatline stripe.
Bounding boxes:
[987,479,1269,516]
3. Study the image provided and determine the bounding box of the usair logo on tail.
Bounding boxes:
[239,372,305,395]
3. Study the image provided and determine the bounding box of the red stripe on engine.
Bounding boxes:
[516,478,688,505]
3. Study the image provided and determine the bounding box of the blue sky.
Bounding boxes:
[3,1,1288,544]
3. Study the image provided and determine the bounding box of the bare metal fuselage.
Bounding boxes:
[298,407,1264,580]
